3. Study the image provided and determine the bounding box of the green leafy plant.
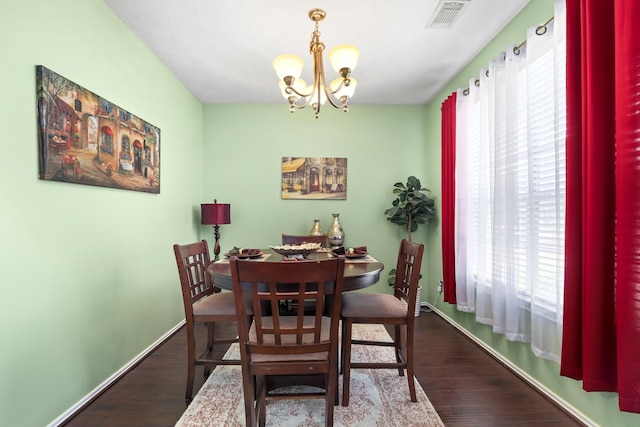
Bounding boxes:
[384,175,435,285]
[384,175,436,242]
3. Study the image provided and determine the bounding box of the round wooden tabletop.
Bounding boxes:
[207,249,384,292]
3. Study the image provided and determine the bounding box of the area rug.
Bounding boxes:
[175,324,444,426]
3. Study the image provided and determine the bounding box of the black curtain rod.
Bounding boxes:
[462,16,555,96]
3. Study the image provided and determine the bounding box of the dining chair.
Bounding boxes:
[230,256,346,427]
[340,239,425,406]
[173,240,245,402]
[281,233,328,247]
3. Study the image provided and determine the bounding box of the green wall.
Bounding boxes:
[201,104,430,297]
[423,1,640,426]
[1,0,638,426]
[0,1,203,426]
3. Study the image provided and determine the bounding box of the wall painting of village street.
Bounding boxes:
[36,66,160,193]
[281,157,347,200]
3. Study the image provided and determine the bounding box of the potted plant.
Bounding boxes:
[384,176,435,313]
[384,175,436,243]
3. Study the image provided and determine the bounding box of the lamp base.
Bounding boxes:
[213,224,222,261]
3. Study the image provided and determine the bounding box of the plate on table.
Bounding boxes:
[224,249,263,259]
[332,247,368,259]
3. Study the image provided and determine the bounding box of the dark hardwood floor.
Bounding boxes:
[63,311,583,427]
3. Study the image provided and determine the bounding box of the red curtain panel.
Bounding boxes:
[561,0,617,390]
[561,0,640,413]
[614,0,640,414]
[440,92,457,304]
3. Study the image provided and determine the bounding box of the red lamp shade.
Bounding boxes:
[201,202,231,225]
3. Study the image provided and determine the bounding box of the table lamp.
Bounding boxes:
[201,199,231,261]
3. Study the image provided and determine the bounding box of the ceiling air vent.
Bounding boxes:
[426,0,471,29]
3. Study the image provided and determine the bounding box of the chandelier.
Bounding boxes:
[272,8,359,118]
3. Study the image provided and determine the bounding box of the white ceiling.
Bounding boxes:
[102,0,530,105]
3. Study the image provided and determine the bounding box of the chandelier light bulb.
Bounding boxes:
[328,44,360,75]
[273,54,304,80]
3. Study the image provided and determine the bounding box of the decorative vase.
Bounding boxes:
[327,213,345,248]
[310,219,323,236]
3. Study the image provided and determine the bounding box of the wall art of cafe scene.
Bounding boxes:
[281,157,347,200]
[36,65,160,194]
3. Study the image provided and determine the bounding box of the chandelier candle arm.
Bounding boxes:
[273,8,359,118]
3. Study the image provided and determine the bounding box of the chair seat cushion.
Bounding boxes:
[193,291,237,317]
[341,292,407,318]
[249,316,331,362]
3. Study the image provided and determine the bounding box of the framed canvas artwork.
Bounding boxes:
[281,157,347,200]
[36,65,160,193]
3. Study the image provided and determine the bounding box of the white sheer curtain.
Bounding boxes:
[454,1,566,362]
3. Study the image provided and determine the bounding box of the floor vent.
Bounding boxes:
[426,0,471,29]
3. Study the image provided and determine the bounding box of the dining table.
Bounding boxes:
[206,247,384,392]
[207,248,384,292]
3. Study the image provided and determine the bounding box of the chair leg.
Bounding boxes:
[341,318,353,406]
[204,322,215,377]
[257,375,267,427]
[242,372,257,427]
[407,366,417,402]
[332,347,339,406]
[394,324,404,377]
[326,371,335,426]
[185,358,195,402]
[406,322,417,402]
[340,320,345,375]
[185,324,197,402]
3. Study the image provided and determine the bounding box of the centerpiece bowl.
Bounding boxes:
[269,243,322,258]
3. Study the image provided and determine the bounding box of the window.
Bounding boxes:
[454,1,566,362]
[121,136,131,160]
[101,128,113,154]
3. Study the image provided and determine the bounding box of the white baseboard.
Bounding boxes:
[47,320,186,427]
[426,304,595,427]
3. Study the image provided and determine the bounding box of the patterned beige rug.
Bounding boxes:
[176,324,444,426]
